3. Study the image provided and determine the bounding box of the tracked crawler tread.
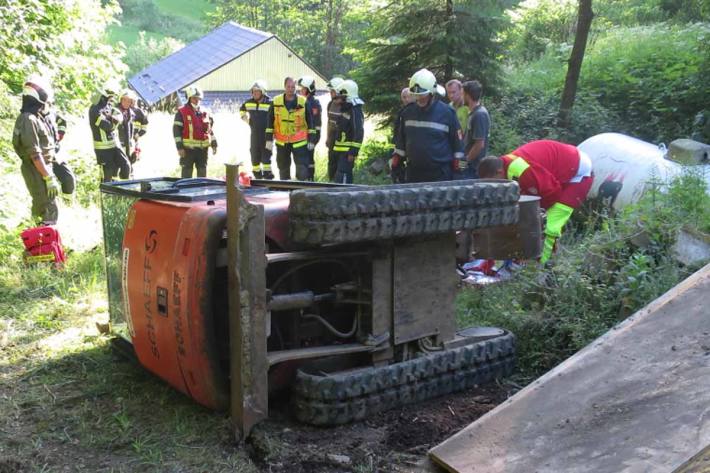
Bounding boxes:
[289,180,520,245]
[292,334,515,425]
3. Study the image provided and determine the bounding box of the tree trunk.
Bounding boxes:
[444,0,454,80]
[558,0,594,130]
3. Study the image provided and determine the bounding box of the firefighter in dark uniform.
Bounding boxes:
[132,100,149,161]
[239,80,273,179]
[89,81,131,182]
[325,76,344,181]
[265,77,315,181]
[394,69,464,183]
[43,106,75,194]
[125,93,148,165]
[116,90,136,176]
[173,86,217,178]
[12,75,60,224]
[297,75,322,180]
[331,80,365,184]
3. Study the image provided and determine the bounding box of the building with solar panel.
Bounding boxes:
[128,22,327,110]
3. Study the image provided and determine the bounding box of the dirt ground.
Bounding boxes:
[248,384,512,473]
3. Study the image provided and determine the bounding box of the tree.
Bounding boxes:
[557,0,594,131]
[0,0,126,111]
[352,0,518,126]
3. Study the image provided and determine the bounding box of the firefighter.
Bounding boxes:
[265,77,315,181]
[43,104,75,195]
[12,75,60,224]
[131,98,149,164]
[239,80,273,179]
[325,76,344,181]
[89,81,131,182]
[173,86,217,178]
[331,80,365,184]
[393,68,465,183]
[297,75,322,180]
[116,89,137,175]
[477,140,594,263]
[389,87,416,183]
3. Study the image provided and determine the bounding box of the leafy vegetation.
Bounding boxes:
[457,171,709,378]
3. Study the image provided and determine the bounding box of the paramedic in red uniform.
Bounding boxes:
[477,139,593,263]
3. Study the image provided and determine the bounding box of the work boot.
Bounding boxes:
[253,170,263,179]
[262,170,274,180]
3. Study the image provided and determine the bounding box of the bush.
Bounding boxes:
[124,32,184,76]
[580,23,710,143]
[457,172,708,378]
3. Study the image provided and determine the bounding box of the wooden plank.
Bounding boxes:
[429,263,710,473]
[227,164,268,441]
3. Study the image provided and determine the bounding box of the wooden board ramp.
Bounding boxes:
[427,262,710,473]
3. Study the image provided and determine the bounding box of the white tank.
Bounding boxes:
[578,132,710,210]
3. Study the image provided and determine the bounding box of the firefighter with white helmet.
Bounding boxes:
[13,74,60,224]
[89,79,131,182]
[239,80,274,179]
[393,68,464,182]
[330,79,365,184]
[297,75,321,180]
[173,85,217,178]
[325,76,345,181]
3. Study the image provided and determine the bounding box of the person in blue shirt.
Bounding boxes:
[393,68,465,183]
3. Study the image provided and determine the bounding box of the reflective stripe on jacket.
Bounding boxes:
[89,97,120,151]
[269,94,308,146]
[174,104,213,149]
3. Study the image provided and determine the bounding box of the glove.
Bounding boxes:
[265,141,273,153]
[44,175,60,199]
[178,149,185,158]
[307,142,315,151]
[240,113,249,123]
[211,144,218,155]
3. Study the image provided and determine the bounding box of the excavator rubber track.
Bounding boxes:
[293,333,515,425]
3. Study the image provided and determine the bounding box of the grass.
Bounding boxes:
[153,0,214,22]
[0,109,390,471]
[107,24,170,49]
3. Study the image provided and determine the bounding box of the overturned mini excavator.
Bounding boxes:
[100,166,541,439]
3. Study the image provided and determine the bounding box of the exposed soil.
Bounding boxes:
[247,383,513,472]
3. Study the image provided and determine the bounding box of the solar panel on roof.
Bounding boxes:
[128,22,272,104]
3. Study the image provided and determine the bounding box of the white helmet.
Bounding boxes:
[251,80,268,92]
[409,68,439,96]
[184,86,204,99]
[337,80,360,104]
[326,76,344,91]
[297,75,316,94]
[23,74,54,104]
[98,80,121,99]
